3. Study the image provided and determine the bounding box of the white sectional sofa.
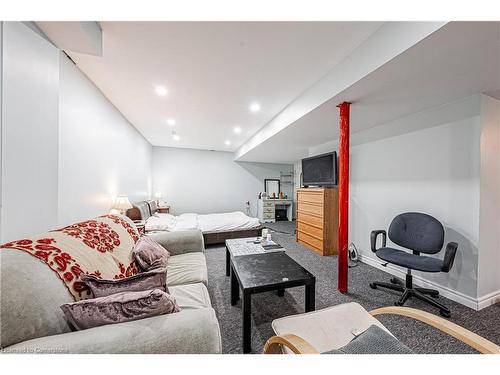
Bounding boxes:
[0,222,221,354]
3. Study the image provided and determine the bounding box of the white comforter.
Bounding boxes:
[145,211,260,233]
[198,212,260,232]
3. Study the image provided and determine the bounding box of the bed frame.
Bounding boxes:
[126,200,264,245]
[203,226,264,245]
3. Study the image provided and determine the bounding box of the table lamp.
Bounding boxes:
[111,195,133,215]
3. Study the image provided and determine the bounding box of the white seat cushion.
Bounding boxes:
[169,283,212,309]
[167,252,208,286]
[272,302,391,353]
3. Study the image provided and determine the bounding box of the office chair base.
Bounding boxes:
[389,277,440,298]
[370,279,451,318]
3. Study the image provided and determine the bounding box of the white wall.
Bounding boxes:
[349,117,481,302]
[0,22,152,241]
[58,54,152,226]
[477,94,500,305]
[308,96,482,308]
[1,22,60,241]
[152,146,293,216]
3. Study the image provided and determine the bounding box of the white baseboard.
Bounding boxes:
[477,289,500,310]
[359,254,486,310]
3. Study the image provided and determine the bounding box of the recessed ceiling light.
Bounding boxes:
[233,126,242,134]
[224,140,231,146]
[167,118,176,126]
[173,134,180,141]
[155,86,168,96]
[249,103,261,112]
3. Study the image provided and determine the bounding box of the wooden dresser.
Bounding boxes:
[296,188,339,256]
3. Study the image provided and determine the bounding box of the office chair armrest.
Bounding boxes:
[370,230,387,252]
[441,242,458,272]
[263,334,319,354]
[369,306,500,354]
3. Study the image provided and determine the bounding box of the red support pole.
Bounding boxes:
[337,102,350,294]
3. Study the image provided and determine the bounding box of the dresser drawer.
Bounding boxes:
[262,201,274,207]
[297,212,323,228]
[297,190,324,205]
[297,221,323,240]
[297,201,323,217]
[297,231,323,252]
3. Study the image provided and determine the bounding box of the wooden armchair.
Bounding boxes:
[264,304,500,354]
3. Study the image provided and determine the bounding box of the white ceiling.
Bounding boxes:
[68,22,382,151]
[37,22,102,56]
[238,22,500,163]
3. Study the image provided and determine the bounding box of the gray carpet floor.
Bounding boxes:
[204,221,500,354]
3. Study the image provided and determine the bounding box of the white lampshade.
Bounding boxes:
[111,195,133,210]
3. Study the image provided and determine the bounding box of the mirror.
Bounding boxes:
[264,179,280,198]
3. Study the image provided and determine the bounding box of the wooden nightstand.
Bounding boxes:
[134,221,146,235]
[158,206,170,214]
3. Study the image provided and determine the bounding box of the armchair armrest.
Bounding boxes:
[264,306,500,354]
[369,306,500,354]
[264,334,319,354]
[441,242,458,272]
[370,230,387,253]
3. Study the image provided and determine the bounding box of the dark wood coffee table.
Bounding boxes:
[229,252,316,353]
[225,237,285,276]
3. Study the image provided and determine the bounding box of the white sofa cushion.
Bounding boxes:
[169,283,212,309]
[167,252,208,286]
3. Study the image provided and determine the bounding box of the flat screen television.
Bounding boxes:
[301,152,337,187]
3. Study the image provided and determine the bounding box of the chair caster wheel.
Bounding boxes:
[390,277,399,284]
[369,283,377,289]
[430,292,439,298]
[440,310,451,318]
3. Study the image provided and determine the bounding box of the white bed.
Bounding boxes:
[145,211,261,233]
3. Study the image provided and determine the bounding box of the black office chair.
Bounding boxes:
[370,212,458,317]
